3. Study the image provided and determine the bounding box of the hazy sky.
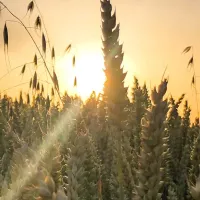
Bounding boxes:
[0,0,200,120]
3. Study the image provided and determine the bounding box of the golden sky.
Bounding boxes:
[0,0,200,120]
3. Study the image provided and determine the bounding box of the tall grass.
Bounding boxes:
[0,1,199,200]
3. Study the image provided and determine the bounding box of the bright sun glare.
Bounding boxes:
[57,50,106,101]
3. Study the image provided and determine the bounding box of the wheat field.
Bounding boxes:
[0,0,199,200]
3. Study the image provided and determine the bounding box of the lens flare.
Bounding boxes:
[2,102,80,200]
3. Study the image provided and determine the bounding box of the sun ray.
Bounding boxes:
[2,102,80,200]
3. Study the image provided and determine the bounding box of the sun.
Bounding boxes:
[75,52,106,100]
[57,50,106,101]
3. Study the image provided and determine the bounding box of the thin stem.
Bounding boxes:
[0,60,45,82]
[191,47,200,125]
[3,81,29,92]
[39,79,51,85]
[5,19,21,24]
[26,26,40,30]
[0,1,62,104]
[0,7,5,12]
[33,0,51,92]
[161,65,168,81]
[33,0,51,51]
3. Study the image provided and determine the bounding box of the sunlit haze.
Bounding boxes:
[0,0,200,119]
[57,49,106,100]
